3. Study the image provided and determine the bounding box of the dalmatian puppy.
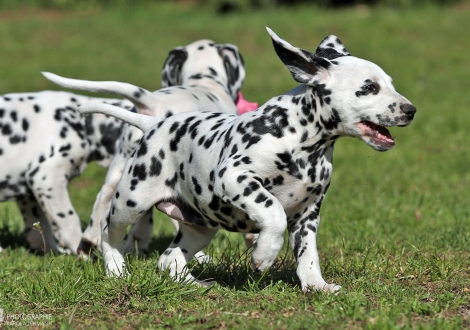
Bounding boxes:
[0,91,131,254]
[77,28,416,292]
[43,39,248,257]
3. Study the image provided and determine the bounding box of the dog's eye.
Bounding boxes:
[362,83,379,94]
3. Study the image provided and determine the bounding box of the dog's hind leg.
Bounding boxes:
[122,209,153,255]
[79,132,141,258]
[165,217,213,264]
[158,223,218,286]
[100,165,172,276]
[100,195,155,276]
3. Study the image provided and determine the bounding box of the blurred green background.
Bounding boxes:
[0,1,469,328]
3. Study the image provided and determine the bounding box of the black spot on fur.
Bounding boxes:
[133,163,147,181]
[255,193,268,203]
[149,156,162,177]
[173,231,183,244]
[218,167,227,178]
[243,181,260,196]
[10,111,17,122]
[22,118,29,131]
[126,200,137,207]
[165,173,178,188]
[137,141,148,157]
[192,176,202,195]
[1,124,12,136]
[320,108,341,131]
[179,163,185,180]
[275,152,302,179]
[209,195,220,211]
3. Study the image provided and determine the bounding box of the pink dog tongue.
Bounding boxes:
[236,92,258,115]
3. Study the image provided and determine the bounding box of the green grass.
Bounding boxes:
[0,2,469,329]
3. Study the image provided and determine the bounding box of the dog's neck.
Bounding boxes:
[280,84,342,149]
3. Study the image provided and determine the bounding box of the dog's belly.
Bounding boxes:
[156,197,260,233]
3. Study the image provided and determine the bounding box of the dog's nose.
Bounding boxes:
[400,103,416,118]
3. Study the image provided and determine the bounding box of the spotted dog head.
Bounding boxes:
[268,28,416,151]
[161,40,246,102]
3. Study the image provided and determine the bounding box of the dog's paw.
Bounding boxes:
[243,233,258,248]
[77,239,98,261]
[193,278,217,287]
[55,246,72,255]
[251,258,275,273]
[194,251,213,264]
[105,264,128,278]
[303,283,342,294]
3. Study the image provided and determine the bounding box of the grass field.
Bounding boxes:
[0,2,469,329]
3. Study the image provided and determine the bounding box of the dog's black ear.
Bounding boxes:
[216,44,246,102]
[315,35,350,59]
[266,27,331,85]
[161,48,188,87]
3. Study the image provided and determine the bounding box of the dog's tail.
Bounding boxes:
[79,103,159,132]
[42,72,159,115]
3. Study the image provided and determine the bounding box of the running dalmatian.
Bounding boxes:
[0,91,130,254]
[77,28,416,292]
[44,38,253,257]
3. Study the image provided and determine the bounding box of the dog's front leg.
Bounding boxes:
[79,150,131,257]
[250,203,287,272]
[80,129,143,257]
[288,202,341,293]
[220,176,287,272]
[123,209,153,255]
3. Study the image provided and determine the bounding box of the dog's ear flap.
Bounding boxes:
[161,48,188,87]
[216,44,246,102]
[266,27,331,85]
[315,35,351,59]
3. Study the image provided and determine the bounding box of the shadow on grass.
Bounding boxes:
[190,246,301,291]
[146,234,176,256]
[136,232,301,291]
[0,228,28,250]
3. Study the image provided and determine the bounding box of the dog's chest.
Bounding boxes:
[268,148,333,213]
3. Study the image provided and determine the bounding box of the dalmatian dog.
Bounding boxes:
[0,91,131,254]
[76,28,416,292]
[43,38,249,257]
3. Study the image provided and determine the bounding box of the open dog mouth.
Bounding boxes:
[356,120,394,148]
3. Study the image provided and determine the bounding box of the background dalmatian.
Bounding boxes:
[0,91,131,254]
[44,39,249,258]
[78,27,416,292]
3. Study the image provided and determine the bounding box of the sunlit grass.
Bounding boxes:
[0,2,469,329]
